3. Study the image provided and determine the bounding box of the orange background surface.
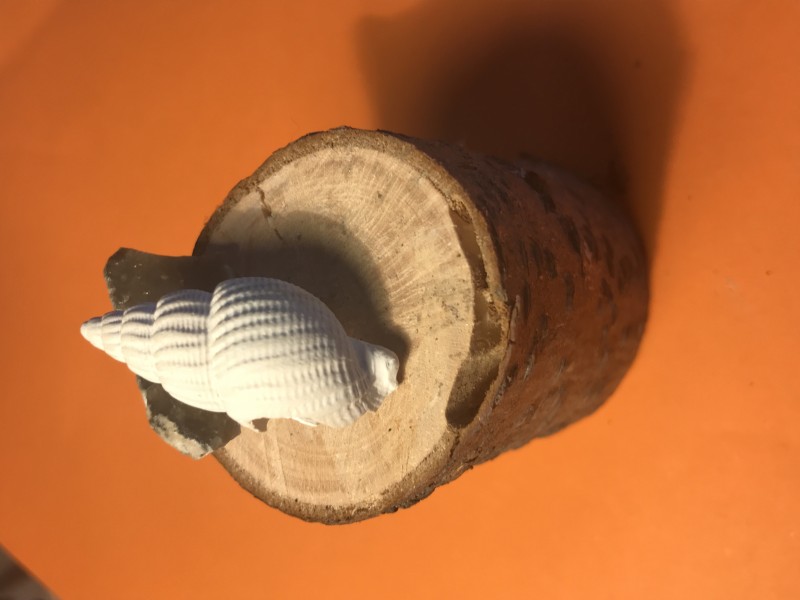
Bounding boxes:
[1,1,798,598]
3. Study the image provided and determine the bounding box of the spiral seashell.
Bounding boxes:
[80,277,400,429]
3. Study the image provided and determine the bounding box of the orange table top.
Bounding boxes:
[1,1,798,598]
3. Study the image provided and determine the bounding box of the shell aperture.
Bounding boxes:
[81,277,400,429]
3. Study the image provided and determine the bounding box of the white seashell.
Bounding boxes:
[80,277,400,429]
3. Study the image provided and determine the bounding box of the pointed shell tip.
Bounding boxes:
[80,317,104,348]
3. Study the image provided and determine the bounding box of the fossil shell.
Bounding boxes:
[80,277,400,428]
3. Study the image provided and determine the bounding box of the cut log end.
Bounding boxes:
[194,129,509,522]
[188,127,648,524]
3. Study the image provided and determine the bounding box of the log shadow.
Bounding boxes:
[356,0,687,260]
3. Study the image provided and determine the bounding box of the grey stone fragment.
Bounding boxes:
[140,377,241,459]
[104,247,235,308]
[103,247,242,458]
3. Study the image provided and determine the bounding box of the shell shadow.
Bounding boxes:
[197,211,411,384]
[355,0,687,261]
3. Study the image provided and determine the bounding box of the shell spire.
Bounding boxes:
[81,277,400,430]
[80,316,105,350]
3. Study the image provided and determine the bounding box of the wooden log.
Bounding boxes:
[191,127,648,523]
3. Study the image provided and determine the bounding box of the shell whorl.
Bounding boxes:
[80,277,400,428]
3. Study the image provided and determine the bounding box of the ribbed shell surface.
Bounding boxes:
[207,278,369,425]
[120,303,158,383]
[152,290,218,411]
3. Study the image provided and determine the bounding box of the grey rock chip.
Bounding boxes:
[103,247,242,458]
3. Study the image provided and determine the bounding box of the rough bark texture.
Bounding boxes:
[188,128,648,523]
[400,136,648,489]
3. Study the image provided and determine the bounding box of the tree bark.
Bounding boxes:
[191,127,648,523]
